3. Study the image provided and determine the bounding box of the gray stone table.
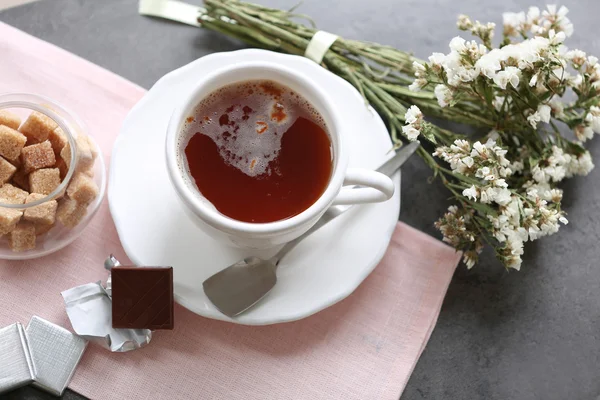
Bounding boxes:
[2,0,600,399]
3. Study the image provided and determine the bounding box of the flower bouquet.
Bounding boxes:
[196,1,598,270]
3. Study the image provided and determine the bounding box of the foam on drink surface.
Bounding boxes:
[180,80,324,178]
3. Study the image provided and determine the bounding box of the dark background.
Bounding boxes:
[1,0,600,399]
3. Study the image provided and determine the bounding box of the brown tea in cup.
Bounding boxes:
[181,80,333,223]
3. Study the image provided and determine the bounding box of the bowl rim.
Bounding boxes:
[0,92,80,209]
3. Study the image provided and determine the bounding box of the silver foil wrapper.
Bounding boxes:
[25,316,88,396]
[61,256,152,352]
[0,323,36,394]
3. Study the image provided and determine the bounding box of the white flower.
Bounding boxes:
[566,49,586,67]
[575,125,594,142]
[475,166,491,179]
[548,146,570,166]
[463,185,478,201]
[402,125,420,141]
[585,106,600,133]
[457,14,472,30]
[493,188,512,205]
[528,225,543,241]
[527,6,540,25]
[451,139,470,152]
[527,113,541,129]
[548,97,565,118]
[479,187,511,205]
[434,84,453,108]
[527,6,540,19]
[472,141,486,156]
[488,37,548,70]
[537,104,551,123]
[479,188,491,203]
[548,29,566,45]
[471,21,496,41]
[475,49,502,79]
[463,253,477,269]
[567,73,584,89]
[506,254,523,271]
[530,146,576,184]
[532,164,546,183]
[449,36,466,52]
[462,156,474,168]
[454,66,480,84]
[413,61,426,77]
[493,66,521,89]
[438,37,485,87]
[566,151,594,176]
[409,78,427,92]
[495,178,508,188]
[527,104,551,129]
[545,165,567,182]
[542,5,573,37]
[529,73,539,87]
[550,189,563,203]
[502,11,525,36]
[402,105,423,141]
[405,105,422,124]
[428,52,446,71]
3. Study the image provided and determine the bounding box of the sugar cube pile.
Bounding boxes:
[0,110,99,252]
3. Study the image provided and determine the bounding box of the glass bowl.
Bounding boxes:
[0,93,106,260]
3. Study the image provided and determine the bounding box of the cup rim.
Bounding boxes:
[165,61,348,235]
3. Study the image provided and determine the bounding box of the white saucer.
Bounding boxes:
[109,49,400,325]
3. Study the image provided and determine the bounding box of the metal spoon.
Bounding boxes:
[203,142,420,317]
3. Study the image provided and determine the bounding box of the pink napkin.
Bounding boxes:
[0,22,461,400]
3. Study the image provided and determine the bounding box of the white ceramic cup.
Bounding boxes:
[165,61,395,248]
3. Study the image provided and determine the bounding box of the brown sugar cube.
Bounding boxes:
[82,166,94,178]
[11,169,30,192]
[60,134,93,172]
[0,183,28,205]
[9,155,22,168]
[56,198,87,228]
[66,173,98,205]
[23,193,57,225]
[19,111,58,144]
[29,168,60,195]
[84,135,98,160]
[0,125,27,161]
[8,221,36,251]
[21,141,56,173]
[0,207,23,235]
[34,222,54,236]
[48,127,68,156]
[0,157,16,185]
[55,157,68,180]
[0,110,22,130]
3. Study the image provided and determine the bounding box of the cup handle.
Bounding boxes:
[332,168,395,206]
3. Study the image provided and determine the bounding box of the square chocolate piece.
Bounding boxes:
[111,267,174,330]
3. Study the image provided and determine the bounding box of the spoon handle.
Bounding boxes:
[270,141,420,265]
[270,205,349,265]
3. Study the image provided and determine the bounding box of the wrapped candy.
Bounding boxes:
[0,323,36,394]
[61,255,152,352]
[26,316,88,396]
